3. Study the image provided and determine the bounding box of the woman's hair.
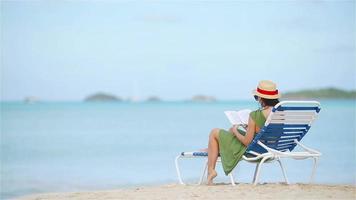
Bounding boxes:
[260,98,280,107]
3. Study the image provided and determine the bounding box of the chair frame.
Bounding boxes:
[175,101,321,185]
[242,139,321,185]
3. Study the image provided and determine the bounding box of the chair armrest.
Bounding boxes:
[242,151,274,161]
[294,139,322,156]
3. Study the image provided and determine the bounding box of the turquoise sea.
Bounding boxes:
[1,100,355,199]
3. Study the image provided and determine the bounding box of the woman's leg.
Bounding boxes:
[207,128,220,185]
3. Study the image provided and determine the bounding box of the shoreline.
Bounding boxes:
[15,183,356,200]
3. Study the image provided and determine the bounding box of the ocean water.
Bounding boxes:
[1,100,355,199]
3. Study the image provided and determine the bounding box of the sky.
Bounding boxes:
[1,1,355,101]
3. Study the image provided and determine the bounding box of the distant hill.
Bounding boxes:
[84,92,122,102]
[190,95,217,102]
[24,96,40,103]
[146,96,161,102]
[282,88,356,99]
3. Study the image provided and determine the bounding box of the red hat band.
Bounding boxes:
[257,87,278,95]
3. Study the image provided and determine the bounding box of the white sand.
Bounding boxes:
[16,183,356,200]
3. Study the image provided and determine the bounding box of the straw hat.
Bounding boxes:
[252,80,281,99]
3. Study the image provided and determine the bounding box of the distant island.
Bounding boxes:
[82,88,354,102]
[24,96,40,103]
[84,93,162,102]
[84,92,122,102]
[190,95,217,102]
[282,88,356,99]
[146,96,161,102]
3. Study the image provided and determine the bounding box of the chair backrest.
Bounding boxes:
[245,101,321,155]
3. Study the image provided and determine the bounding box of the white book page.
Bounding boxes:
[224,109,251,125]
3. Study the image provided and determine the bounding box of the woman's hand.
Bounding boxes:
[229,125,238,135]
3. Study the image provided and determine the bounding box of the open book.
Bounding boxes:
[224,109,252,126]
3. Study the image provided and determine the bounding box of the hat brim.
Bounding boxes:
[252,90,281,99]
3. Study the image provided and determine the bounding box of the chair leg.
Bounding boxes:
[229,170,236,186]
[252,163,259,183]
[310,157,319,183]
[175,155,185,185]
[198,160,208,185]
[253,163,262,185]
[277,159,289,184]
[253,156,270,185]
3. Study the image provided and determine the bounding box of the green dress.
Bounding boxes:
[218,109,266,175]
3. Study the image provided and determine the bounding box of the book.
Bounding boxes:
[224,109,252,126]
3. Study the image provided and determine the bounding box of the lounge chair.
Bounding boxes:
[175,101,321,185]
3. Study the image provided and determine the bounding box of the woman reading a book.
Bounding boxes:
[206,80,281,185]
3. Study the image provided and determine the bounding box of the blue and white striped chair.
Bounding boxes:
[175,101,322,185]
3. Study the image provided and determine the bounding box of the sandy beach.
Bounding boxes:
[16,183,356,200]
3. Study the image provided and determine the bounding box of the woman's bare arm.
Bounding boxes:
[231,116,256,146]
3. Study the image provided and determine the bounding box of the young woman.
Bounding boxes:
[207,80,281,185]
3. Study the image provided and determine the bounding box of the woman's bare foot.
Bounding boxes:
[207,169,217,185]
